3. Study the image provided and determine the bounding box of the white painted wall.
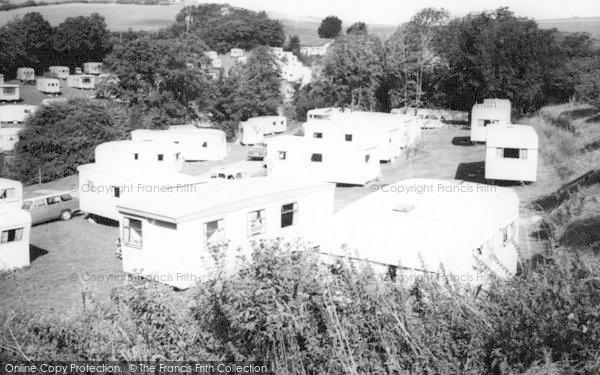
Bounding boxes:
[0,178,30,271]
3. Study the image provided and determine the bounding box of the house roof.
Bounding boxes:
[116,177,334,224]
[486,124,539,149]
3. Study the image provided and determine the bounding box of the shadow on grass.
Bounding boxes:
[451,136,475,146]
[30,245,48,262]
[454,161,525,186]
[533,169,600,210]
[86,214,119,227]
[560,216,600,253]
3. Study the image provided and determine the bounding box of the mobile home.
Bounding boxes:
[239,119,264,145]
[48,66,70,79]
[130,128,227,161]
[470,98,511,143]
[312,178,520,286]
[36,78,61,95]
[0,105,37,125]
[0,85,20,102]
[265,135,380,186]
[83,62,103,75]
[77,140,205,221]
[485,124,538,183]
[66,74,96,90]
[16,67,35,83]
[116,177,335,289]
[0,178,31,271]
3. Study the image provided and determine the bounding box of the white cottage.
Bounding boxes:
[265,135,380,186]
[130,128,227,161]
[116,177,335,289]
[16,67,35,83]
[77,140,205,221]
[485,124,538,183]
[470,98,511,143]
[311,178,520,286]
[48,66,70,79]
[36,78,61,95]
[67,74,96,90]
[83,62,103,75]
[0,84,20,102]
[0,178,31,271]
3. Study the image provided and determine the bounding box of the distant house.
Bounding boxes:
[116,177,335,289]
[0,84,20,102]
[485,124,538,183]
[265,135,380,186]
[16,68,35,83]
[48,66,70,80]
[36,78,61,95]
[312,178,520,287]
[0,178,31,271]
[470,98,511,143]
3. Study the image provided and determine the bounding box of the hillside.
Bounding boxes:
[537,16,600,38]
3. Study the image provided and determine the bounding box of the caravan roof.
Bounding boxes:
[486,124,538,149]
[0,209,30,227]
[312,178,519,273]
[117,177,334,224]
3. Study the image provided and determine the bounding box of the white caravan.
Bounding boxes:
[16,67,35,83]
[312,178,520,287]
[83,62,103,75]
[0,105,37,125]
[131,128,227,161]
[67,75,96,90]
[48,66,70,79]
[485,124,538,183]
[36,78,61,95]
[470,98,511,143]
[116,177,335,289]
[0,85,20,102]
[0,128,20,151]
[0,178,31,271]
[265,135,380,186]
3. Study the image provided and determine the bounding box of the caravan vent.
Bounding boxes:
[392,203,415,213]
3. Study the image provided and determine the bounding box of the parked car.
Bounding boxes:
[22,190,79,225]
[248,142,267,160]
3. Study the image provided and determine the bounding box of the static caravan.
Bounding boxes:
[312,178,520,286]
[470,98,511,143]
[243,116,287,136]
[230,48,244,58]
[0,105,37,125]
[48,66,70,79]
[36,78,61,95]
[16,67,35,83]
[83,62,103,75]
[77,163,205,222]
[130,128,227,161]
[94,140,185,172]
[306,107,344,120]
[116,177,335,289]
[266,135,380,186]
[485,124,538,183]
[67,74,96,90]
[0,128,20,151]
[239,119,265,145]
[0,178,31,271]
[0,85,20,102]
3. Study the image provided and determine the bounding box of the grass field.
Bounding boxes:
[4,117,593,313]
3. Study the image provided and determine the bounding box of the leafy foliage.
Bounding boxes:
[10,100,127,184]
[172,3,285,53]
[346,21,368,35]
[317,16,342,38]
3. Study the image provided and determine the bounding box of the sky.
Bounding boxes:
[201,0,600,25]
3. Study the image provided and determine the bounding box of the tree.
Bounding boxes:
[173,4,285,53]
[322,33,385,110]
[11,100,127,184]
[52,13,113,67]
[318,16,342,38]
[285,35,302,57]
[347,22,368,35]
[102,34,217,129]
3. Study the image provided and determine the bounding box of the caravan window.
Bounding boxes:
[281,202,298,228]
[157,154,164,161]
[123,218,142,248]
[345,134,353,142]
[205,219,225,246]
[247,209,266,236]
[365,154,371,163]
[278,151,286,160]
[3,87,16,94]
[113,186,121,198]
[202,142,208,148]
[134,153,139,160]
[311,153,323,162]
[313,132,323,139]
[1,228,23,243]
[503,148,520,159]
[0,188,15,201]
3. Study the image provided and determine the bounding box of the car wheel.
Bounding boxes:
[60,210,72,221]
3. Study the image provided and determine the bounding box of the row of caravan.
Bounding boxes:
[16,63,103,83]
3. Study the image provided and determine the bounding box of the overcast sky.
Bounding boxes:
[204,0,600,25]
